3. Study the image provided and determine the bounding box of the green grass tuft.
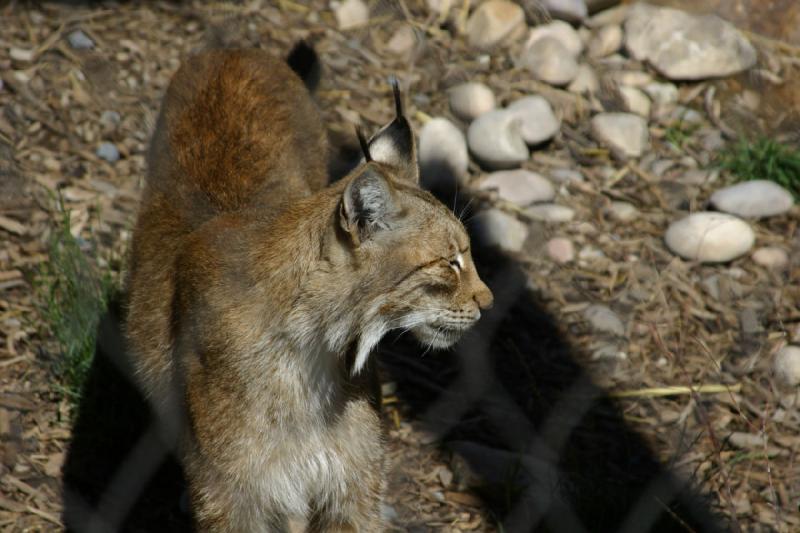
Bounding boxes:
[664,119,700,150]
[34,201,115,404]
[718,136,800,198]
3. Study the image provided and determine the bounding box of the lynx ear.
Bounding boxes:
[340,167,396,244]
[366,80,419,185]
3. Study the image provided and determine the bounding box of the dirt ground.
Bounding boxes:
[0,1,798,532]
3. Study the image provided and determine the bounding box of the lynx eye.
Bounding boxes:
[449,254,464,272]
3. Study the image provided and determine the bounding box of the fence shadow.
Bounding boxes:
[61,159,725,533]
[377,164,726,532]
[61,298,191,533]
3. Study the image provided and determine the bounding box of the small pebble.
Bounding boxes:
[584,304,625,336]
[466,0,525,50]
[479,170,555,206]
[525,20,583,57]
[471,209,529,253]
[752,246,789,269]
[710,180,794,218]
[448,82,496,121]
[525,203,575,222]
[100,110,121,128]
[549,168,584,183]
[9,47,34,62]
[774,345,800,387]
[588,24,622,58]
[96,142,120,163]
[386,24,416,55]
[546,237,574,263]
[335,0,369,30]
[67,29,94,50]
[665,212,754,263]
[567,64,600,94]
[607,201,638,222]
[467,110,529,169]
[591,112,650,158]
[506,96,561,145]
[518,37,578,86]
[618,86,651,118]
[643,82,679,107]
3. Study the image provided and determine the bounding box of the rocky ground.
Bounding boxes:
[1,0,799,532]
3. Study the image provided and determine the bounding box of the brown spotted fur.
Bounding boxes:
[126,48,492,532]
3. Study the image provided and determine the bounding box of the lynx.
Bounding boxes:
[126,48,493,531]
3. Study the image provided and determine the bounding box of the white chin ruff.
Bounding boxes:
[412,324,463,349]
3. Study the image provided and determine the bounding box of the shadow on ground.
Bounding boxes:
[62,298,191,533]
[378,164,726,532]
[61,160,724,533]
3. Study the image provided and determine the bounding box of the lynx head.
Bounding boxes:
[338,82,493,373]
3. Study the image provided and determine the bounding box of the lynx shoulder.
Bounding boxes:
[126,47,492,531]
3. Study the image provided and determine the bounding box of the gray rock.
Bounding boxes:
[96,142,120,163]
[419,118,469,187]
[334,0,369,30]
[546,237,575,263]
[525,203,576,222]
[466,0,525,50]
[506,96,561,145]
[584,304,625,336]
[479,170,555,206]
[774,345,800,387]
[519,37,578,86]
[591,112,649,158]
[471,209,529,253]
[67,30,94,50]
[448,82,496,121]
[709,180,794,218]
[541,0,588,23]
[525,20,584,57]
[467,110,529,169]
[100,110,121,128]
[567,64,600,94]
[665,212,754,263]
[618,86,651,117]
[625,3,757,80]
[700,130,725,152]
[588,25,622,58]
[752,246,789,269]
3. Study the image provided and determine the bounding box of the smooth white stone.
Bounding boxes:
[519,37,578,86]
[525,20,584,57]
[665,212,755,263]
[591,112,650,158]
[588,24,622,58]
[418,117,469,186]
[335,0,369,30]
[618,86,652,117]
[448,82,496,121]
[584,304,625,336]
[479,170,555,206]
[506,96,561,145]
[466,0,526,50]
[525,203,576,222]
[774,345,800,387]
[752,246,789,269]
[472,209,529,252]
[568,64,600,94]
[467,110,529,169]
[546,237,575,263]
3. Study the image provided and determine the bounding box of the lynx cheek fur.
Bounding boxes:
[126,48,493,532]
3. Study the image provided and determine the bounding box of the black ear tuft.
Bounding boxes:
[341,168,396,242]
[287,41,321,92]
[365,80,419,185]
[356,126,372,162]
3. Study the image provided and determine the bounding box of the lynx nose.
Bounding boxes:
[473,281,493,311]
